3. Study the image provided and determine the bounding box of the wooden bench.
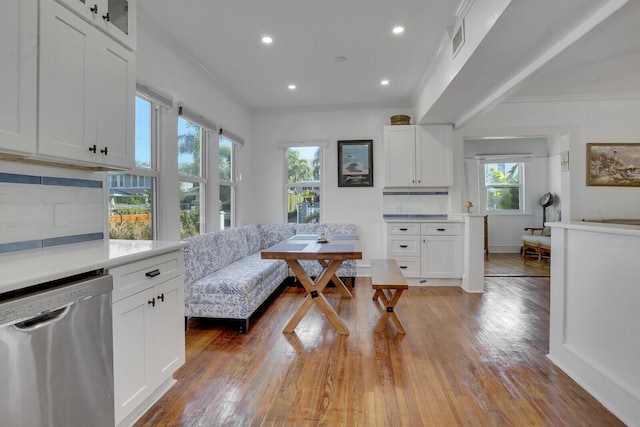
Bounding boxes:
[371,259,409,333]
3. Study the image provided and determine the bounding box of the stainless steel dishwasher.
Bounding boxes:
[0,271,114,427]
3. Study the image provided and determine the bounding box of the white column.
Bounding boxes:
[462,214,484,293]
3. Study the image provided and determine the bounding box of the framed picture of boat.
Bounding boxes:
[587,143,640,186]
[337,140,373,187]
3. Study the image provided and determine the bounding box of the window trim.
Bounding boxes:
[481,160,525,214]
[282,142,326,224]
[178,110,216,236]
[219,132,239,229]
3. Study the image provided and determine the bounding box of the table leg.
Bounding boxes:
[284,259,349,335]
[374,288,406,334]
[317,259,352,298]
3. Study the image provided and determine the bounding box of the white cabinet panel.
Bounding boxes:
[112,287,155,424]
[0,0,37,154]
[386,221,463,279]
[421,235,462,278]
[416,125,453,187]
[387,222,420,235]
[383,125,453,187]
[111,251,185,425]
[394,257,420,278]
[383,126,416,187]
[154,278,185,383]
[39,1,134,169]
[56,0,137,49]
[387,235,420,257]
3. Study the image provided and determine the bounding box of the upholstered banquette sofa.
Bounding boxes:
[182,223,356,332]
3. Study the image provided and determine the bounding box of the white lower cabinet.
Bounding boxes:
[110,251,185,426]
[386,222,463,281]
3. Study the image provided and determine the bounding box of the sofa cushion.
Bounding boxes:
[188,252,284,297]
[258,224,295,249]
[241,224,262,253]
[182,232,218,285]
[522,234,551,247]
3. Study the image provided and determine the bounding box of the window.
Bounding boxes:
[107,95,157,240]
[218,133,236,230]
[484,162,523,212]
[178,115,208,238]
[286,145,322,223]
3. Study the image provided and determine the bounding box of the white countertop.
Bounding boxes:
[0,239,187,294]
[548,220,640,237]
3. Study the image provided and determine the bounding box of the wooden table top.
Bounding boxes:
[261,234,362,261]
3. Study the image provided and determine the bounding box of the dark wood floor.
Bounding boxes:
[136,254,622,426]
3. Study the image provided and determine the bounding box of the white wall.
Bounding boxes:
[136,22,252,240]
[246,108,412,266]
[461,96,640,221]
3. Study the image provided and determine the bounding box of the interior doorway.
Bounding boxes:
[484,253,549,277]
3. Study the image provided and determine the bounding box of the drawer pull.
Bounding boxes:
[399,245,408,248]
[436,228,446,231]
[145,269,161,278]
[399,228,408,231]
[399,265,408,269]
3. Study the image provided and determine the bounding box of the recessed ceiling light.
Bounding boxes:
[261,36,273,44]
[288,84,296,90]
[380,80,390,86]
[392,26,404,35]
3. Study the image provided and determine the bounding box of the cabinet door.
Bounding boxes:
[56,0,136,49]
[112,288,155,424]
[40,1,134,169]
[384,126,416,187]
[0,0,37,154]
[39,2,96,164]
[153,277,186,385]
[421,236,462,278]
[94,34,135,169]
[416,125,453,187]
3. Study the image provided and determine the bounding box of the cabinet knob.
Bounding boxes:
[90,4,98,14]
[88,144,97,153]
[148,298,156,307]
[157,293,165,302]
[100,146,108,155]
[102,12,110,22]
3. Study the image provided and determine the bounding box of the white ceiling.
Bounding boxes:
[137,0,640,122]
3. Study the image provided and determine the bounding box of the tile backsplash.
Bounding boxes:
[0,162,106,253]
[382,190,449,215]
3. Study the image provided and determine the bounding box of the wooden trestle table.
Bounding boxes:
[261,234,361,335]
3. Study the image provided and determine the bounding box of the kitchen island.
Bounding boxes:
[0,239,188,427]
[547,221,640,426]
[0,239,186,293]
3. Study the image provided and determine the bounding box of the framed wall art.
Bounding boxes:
[587,142,640,186]
[337,140,373,187]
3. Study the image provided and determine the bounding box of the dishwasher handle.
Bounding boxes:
[12,304,72,332]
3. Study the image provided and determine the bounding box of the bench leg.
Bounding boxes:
[373,288,406,334]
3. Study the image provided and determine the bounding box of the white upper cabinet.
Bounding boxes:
[0,0,38,155]
[56,0,136,50]
[38,0,135,169]
[383,124,453,187]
